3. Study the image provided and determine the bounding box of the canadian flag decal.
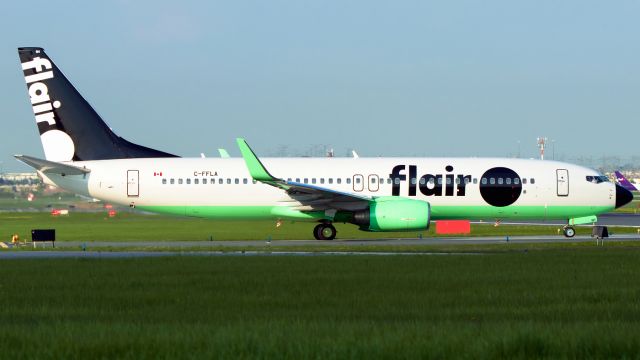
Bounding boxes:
[153,171,163,176]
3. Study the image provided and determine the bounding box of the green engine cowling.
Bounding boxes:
[352,197,431,232]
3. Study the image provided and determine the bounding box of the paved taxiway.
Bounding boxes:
[0,213,637,258]
[0,234,637,259]
[28,233,640,249]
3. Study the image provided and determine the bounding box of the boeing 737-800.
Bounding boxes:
[14,47,633,239]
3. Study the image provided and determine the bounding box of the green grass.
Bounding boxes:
[1,251,640,358]
[1,212,636,242]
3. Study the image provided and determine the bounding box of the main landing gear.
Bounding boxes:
[313,223,337,240]
[562,226,576,238]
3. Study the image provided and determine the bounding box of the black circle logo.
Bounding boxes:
[479,167,522,207]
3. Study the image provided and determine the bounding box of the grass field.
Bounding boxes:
[1,212,638,243]
[1,251,640,358]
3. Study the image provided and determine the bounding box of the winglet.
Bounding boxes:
[218,148,230,158]
[236,138,278,182]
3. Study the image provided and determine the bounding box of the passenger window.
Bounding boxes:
[178,179,183,185]
[473,178,478,184]
[328,178,333,184]
[394,178,401,185]
[530,178,535,184]
[446,178,452,185]
[295,178,300,183]
[170,179,175,185]
[506,178,511,185]
[337,178,342,184]
[304,178,308,184]
[456,177,461,184]
[287,178,292,182]
[420,178,426,185]
[347,178,352,184]
[243,178,248,184]
[410,178,416,185]
[162,179,167,185]
[371,178,377,184]
[234,178,239,184]
[194,179,199,185]
[219,178,224,184]
[465,178,471,185]
[226,179,231,184]
[497,178,503,185]
[522,178,527,184]
[356,177,361,184]
[252,179,257,184]
[481,178,487,185]
[490,178,495,185]
[320,178,325,184]
[437,178,443,185]
[312,178,316,184]
[202,179,207,184]
[187,178,192,185]
[387,178,392,184]
[514,178,520,185]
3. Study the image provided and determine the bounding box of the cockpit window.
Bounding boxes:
[586,175,609,184]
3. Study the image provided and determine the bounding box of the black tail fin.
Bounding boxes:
[18,47,178,161]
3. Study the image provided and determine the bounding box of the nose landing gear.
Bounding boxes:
[313,223,337,240]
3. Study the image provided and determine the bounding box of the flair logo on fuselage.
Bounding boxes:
[21,57,61,127]
[390,165,471,197]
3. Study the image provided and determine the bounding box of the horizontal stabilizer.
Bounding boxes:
[14,155,90,175]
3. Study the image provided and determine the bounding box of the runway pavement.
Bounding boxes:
[0,234,637,259]
[1,213,638,258]
[24,233,640,249]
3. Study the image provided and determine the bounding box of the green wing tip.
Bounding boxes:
[236,138,276,181]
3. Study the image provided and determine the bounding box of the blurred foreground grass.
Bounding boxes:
[1,251,640,358]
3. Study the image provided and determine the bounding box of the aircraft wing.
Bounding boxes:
[236,138,370,211]
[14,155,90,175]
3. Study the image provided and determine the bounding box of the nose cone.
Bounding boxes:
[616,184,634,209]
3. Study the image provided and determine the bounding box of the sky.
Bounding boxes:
[1,0,639,171]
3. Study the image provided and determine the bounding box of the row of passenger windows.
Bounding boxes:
[160,177,536,185]
[162,178,255,185]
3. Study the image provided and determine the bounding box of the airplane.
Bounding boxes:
[614,171,638,192]
[14,47,633,240]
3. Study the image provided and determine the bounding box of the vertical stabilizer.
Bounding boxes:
[614,171,638,192]
[18,47,178,161]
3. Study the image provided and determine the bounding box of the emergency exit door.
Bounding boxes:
[556,169,569,197]
[127,170,139,197]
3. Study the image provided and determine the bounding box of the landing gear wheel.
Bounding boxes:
[313,224,337,240]
[563,226,576,238]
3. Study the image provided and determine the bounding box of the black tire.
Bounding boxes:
[563,226,576,238]
[313,224,324,240]
[313,224,337,240]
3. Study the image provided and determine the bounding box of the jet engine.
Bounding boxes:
[352,197,430,231]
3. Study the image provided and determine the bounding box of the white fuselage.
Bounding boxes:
[40,157,616,222]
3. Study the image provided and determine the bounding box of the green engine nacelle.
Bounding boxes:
[353,197,431,232]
